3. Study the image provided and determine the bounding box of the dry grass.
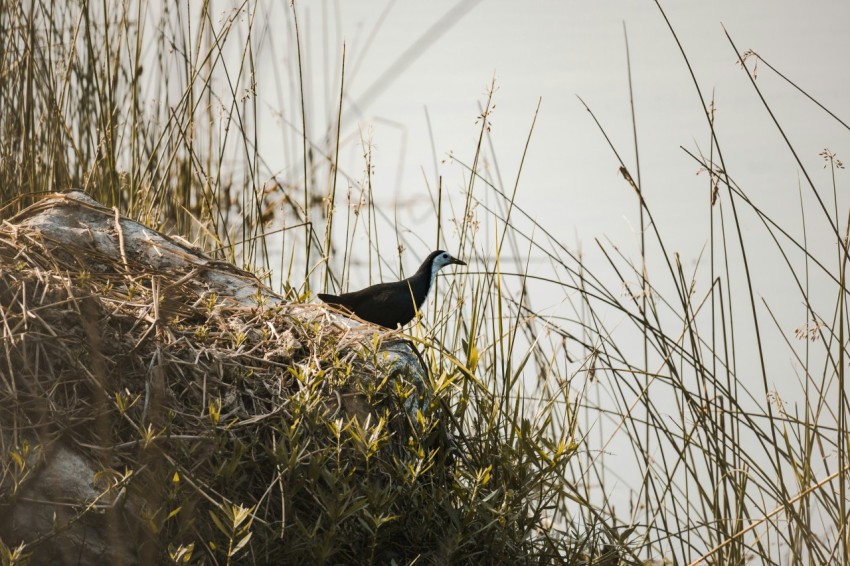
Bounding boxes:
[0,195,584,564]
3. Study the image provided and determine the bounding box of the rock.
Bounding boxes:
[0,191,428,565]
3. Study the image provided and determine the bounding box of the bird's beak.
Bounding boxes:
[450,256,466,266]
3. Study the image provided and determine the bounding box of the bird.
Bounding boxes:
[317,250,466,328]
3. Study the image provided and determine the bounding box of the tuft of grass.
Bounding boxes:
[0,1,275,270]
[0,195,583,563]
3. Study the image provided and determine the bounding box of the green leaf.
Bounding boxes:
[208,509,229,537]
[230,532,253,556]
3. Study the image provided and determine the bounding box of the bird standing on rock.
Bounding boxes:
[318,250,466,329]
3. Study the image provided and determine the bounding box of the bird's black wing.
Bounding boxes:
[318,280,418,327]
[318,280,397,310]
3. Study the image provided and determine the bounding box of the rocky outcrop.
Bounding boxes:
[0,191,429,565]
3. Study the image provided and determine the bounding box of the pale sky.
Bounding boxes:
[254,0,849,263]
[248,1,848,349]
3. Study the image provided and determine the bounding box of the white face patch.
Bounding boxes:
[429,254,452,292]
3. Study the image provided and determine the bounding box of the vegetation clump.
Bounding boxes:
[0,195,583,564]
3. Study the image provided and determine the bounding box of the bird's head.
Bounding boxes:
[429,250,466,276]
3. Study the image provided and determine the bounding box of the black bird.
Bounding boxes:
[318,250,466,328]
